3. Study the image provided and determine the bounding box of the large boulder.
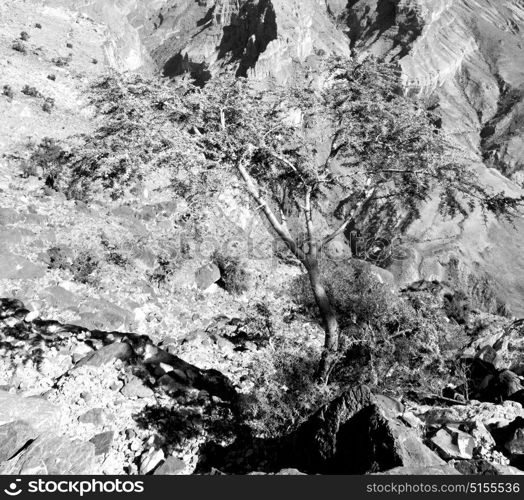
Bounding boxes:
[0,435,96,474]
[0,391,62,433]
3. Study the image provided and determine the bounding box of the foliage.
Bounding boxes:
[42,97,55,113]
[35,23,42,29]
[21,85,41,97]
[52,55,71,67]
[2,85,14,99]
[213,251,250,295]
[47,74,56,81]
[20,31,30,41]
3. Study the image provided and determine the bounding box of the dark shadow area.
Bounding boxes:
[163,53,212,86]
[217,0,277,77]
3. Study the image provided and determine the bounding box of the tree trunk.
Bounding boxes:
[307,259,339,383]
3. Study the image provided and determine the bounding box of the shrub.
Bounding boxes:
[20,31,30,41]
[21,85,41,97]
[213,251,250,294]
[71,250,99,284]
[47,246,72,270]
[2,85,14,98]
[12,40,27,53]
[91,58,98,65]
[52,55,71,67]
[47,74,56,81]
[66,42,73,48]
[35,23,42,29]
[42,97,55,113]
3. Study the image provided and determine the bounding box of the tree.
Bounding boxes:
[189,57,523,382]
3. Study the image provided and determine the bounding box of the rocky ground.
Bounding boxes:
[1,0,524,476]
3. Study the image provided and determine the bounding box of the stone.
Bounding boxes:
[0,435,95,474]
[76,342,134,368]
[453,459,524,475]
[139,448,165,475]
[0,252,46,280]
[0,421,38,462]
[153,456,187,475]
[0,391,61,433]
[430,427,475,460]
[376,466,462,475]
[195,263,221,290]
[78,408,105,426]
[504,419,524,456]
[121,376,154,399]
[89,431,114,455]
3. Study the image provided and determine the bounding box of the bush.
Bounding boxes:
[66,42,73,48]
[12,40,27,53]
[42,97,55,113]
[91,58,98,65]
[21,85,41,97]
[71,250,99,284]
[35,23,42,29]
[20,31,30,41]
[47,74,56,81]
[52,55,71,67]
[213,252,250,294]
[2,85,14,98]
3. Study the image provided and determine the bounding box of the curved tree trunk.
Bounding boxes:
[307,260,339,383]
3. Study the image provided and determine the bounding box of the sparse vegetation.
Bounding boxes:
[52,55,71,67]
[213,251,250,295]
[47,74,56,81]
[11,40,27,53]
[42,97,55,113]
[21,85,41,97]
[91,58,98,65]
[35,23,42,29]
[20,31,30,41]
[2,85,14,99]
[66,42,73,48]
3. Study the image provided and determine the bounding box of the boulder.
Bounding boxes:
[78,408,106,426]
[0,391,61,433]
[121,375,154,399]
[195,263,221,290]
[154,456,187,475]
[0,253,46,279]
[89,431,114,456]
[376,465,461,475]
[75,342,134,368]
[430,427,475,460]
[0,421,38,462]
[0,435,96,474]
[290,386,443,473]
[139,448,165,475]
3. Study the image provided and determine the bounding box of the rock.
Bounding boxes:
[497,370,524,399]
[89,431,114,455]
[0,435,96,474]
[0,421,38,462]
[154,456,187,475]
[139,448,165,475]
[78,408,105,426]
[0,391,61,433]
[0,207,22,225]
[38,286,79,309]
[430,427,475,460]
[121,376,154,399]
[76,342,134,368]
[195,263,221,290]
[453,459,523,475]
[376,465,462,475]
[290,386,443,473]
[503,418,524,456]
[0,253,46,279]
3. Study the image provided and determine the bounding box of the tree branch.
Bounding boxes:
[322,186,377,247]
[236,153,306,262]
